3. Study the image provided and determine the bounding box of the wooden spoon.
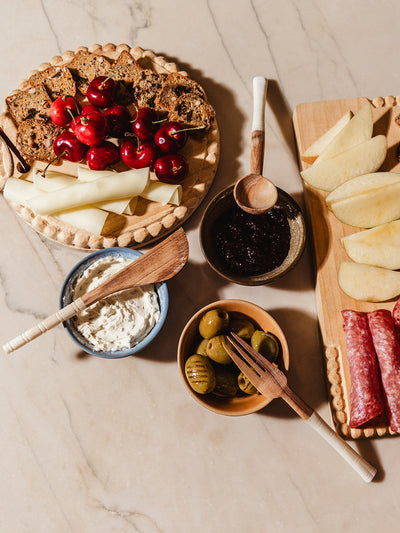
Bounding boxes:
[3,228,189,354]
[234,77,278,214]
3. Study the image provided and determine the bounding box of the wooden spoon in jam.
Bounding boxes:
[234,77,278,215]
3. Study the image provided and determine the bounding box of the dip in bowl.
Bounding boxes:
[60,248,168,358]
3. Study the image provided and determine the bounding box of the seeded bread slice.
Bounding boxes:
[132,70,167,109]
[155,72,207,112]
[29,66,76,100]
[66,50,112,95]
[6,85,52,126]
[16,118,65,162]
[111,50,142,84]
[168,93,215,133]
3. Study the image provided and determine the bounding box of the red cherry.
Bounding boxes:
[53,132,88,162]
[50,95,81,127]
[154,153,188,183]
[104,105,131,137]
[131,107,158,140]
[86,141,120,170]
[120,138,157,169]
[87,75,116,108]
[74,111,109,146]
[81,104,101,116]
[154,121,188,154]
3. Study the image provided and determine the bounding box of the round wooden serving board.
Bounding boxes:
[0,43,220,249]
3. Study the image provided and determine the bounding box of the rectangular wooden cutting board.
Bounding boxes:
[293,95,400,439]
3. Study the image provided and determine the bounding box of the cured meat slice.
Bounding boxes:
[367,309,400,433]
[342,310,385,427]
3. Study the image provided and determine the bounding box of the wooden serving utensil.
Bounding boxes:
[233,77,278,214]
[224,332,377,483]
[0,126,30,174]
[3,228,189,354]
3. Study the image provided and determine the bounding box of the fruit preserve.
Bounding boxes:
[213,206,290,276]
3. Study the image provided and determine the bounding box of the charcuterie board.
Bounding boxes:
[0,43,220,250]
[293,95,400,439]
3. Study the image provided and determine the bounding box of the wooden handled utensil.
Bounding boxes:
[233,76,278,214]
[3,228,189,354]
[224,332,377,483]
[0,127,30,174]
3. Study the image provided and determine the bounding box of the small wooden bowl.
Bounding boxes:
[200,185,306,285]
[177,299,289,416]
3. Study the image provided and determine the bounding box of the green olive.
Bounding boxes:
[206,335,232,365]
[185,354,216,394]
[196,338,209,356]
[199,309,229,339]
[230,318,256,339]
[238,372,258,395]
[214,366,239,397]
[251,330,280,363]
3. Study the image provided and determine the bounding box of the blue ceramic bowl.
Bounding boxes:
[60,247,169,358]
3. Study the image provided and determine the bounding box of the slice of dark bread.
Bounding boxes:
[155,72,207,111]
[66,50,112,95]
[29,66,76,100]
[168,93,215,133]
[16,118,65,162]
[132,70,167,109]
[6,85,52,126]
[111,50,142,84]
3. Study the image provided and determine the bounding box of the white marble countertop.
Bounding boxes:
[1,1,400,532]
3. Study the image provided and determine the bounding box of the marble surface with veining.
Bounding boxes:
[1,1,400,532]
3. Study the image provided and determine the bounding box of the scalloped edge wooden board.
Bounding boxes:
[293,95,400,439]
[0,43,220,250]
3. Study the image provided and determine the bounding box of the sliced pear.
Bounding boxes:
[326,172,400,204]
[300,135,387,191]
[342,220,400,270]
[301,111,353,164]
[338,261,400,302]
[327,178,400,228]
[316,104,373,162]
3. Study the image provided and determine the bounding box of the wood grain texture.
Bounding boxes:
[0,44,220,250]
[293,95,400,439]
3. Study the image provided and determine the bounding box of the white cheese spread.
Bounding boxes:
[72,255,160,351]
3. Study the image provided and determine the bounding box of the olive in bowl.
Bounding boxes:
[177,299,289,416]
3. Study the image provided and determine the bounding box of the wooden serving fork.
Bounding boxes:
[3,228,189,354]
[224,332,377,483]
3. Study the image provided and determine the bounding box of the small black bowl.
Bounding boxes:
[200,185,306,285]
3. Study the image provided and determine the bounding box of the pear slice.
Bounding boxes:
[300,135,387,191]
[338,261,400,302]
[326,172,400,204]
[327,175,400,228]
[342,220,400,270]
[301,111,353,164]
[315,104,373,162]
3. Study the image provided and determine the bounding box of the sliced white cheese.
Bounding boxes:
[123,197,138,215]
[4,177,40,203]
[140,181,182,205]
[77,166,115,182]
[27,168,150,215]
[55,207,108,236]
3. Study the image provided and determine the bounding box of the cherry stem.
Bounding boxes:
[130,105,139,123]
[66,108,77,124]
[62,94,80,114]
[41,151,66,176]
[100,69,118,89]
[172,125,205,136]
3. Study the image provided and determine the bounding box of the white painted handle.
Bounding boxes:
[306,412,376,482]
[252,76,268,132]
[2,297,87,354]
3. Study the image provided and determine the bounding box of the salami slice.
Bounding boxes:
[367,309,400,433]
[342,310,385,427]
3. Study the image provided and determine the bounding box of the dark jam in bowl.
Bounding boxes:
[213,206,291,276]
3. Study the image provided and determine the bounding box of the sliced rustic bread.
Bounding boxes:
[29,66,76,100]
[66,50,112,95]
[132,70,167,109]
[6,85,52,126]
[155,72,207,111]
[168,93,215,132]
[16,118,65,162]
[111,50,142,84]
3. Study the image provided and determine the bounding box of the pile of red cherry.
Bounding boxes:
[49,74,189,184]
